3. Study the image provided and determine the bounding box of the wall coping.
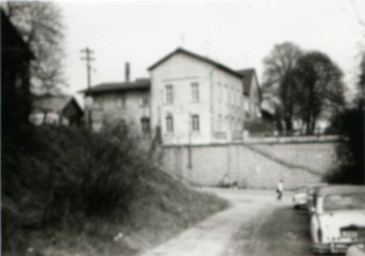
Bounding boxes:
[162,135,340,148]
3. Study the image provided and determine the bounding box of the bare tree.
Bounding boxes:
[262,42,302,134]
[294,51,345,135]
[4,1,65,93]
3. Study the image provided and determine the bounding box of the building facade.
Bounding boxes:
[81,48,262,145]
[237,68,261,120]
[149,48,245,145]
[82,79,151,136]
[30,94,84,126]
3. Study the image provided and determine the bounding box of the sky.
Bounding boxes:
[58,0,365,104]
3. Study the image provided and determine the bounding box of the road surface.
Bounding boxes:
[139,188,314,256]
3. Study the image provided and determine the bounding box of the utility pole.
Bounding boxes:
[80,47,95,130]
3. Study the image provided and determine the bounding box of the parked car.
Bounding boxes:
[310,185,365,254]
[292,186,307,209]
[306,183,328,212]
[347,244,365,256]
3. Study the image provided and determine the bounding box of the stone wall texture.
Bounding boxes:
[161,141,336,189]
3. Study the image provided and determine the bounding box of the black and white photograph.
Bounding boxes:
[1,0,365,255]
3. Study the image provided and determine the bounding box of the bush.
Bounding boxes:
[2,124,228,255]
[2,125,151,251]
[324,102,364,184]
[244,119,276,137]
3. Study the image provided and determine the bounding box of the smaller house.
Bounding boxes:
[80,77,151,136]
[30,94,84,126]
[236,68,261,120]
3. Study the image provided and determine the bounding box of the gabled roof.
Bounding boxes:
[79,78,150,95]
[236,68,259,96]
[148,47,243,79]
[32,94,82,114]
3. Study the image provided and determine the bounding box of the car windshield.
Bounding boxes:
[323,193,365,211]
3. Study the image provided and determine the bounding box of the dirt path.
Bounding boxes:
[139,188,289,256]
[227,191,322,256]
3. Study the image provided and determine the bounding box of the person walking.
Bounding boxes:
[276,179,284,200]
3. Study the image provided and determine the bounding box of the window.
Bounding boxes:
[244,99,249,112]
[218,114,222,130]
[166,85,173,103]
[191,115,200,131]
[226,85,229,103]
[142,96,149,106]
[93,100,100,109]
[104,101,113,110]
[141,117,150,134]
[166,115,173,132]
[218,83,222,103]
[191,82,199,101]
[116,96,125,108]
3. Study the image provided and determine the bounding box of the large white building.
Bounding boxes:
[148,48,246,145]
[82,48,261,145]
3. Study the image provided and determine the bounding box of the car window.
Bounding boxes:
[323,193,365,211]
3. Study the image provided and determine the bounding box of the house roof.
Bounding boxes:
[79,78,150,95]
[32,94,82,113]
[236,68,259,95]
[148,47,243,79]
[1,9,34,60]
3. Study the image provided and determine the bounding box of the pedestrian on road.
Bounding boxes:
[276,179,284,200]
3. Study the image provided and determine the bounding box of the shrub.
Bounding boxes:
[2,125,151,251]
[324,102,364,184]
[244,119,276,137]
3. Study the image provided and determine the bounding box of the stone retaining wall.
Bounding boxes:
[161,140,336,189]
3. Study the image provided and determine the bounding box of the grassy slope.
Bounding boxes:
[2,126,228,256]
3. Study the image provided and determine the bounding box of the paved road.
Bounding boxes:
[139,188,295,256]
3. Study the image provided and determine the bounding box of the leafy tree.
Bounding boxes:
[324,103,364,184]
[357,52,365,103]
[294,51,345,134]
[3,1,65,92]
[262,42,302,134]
[324,51,364,184]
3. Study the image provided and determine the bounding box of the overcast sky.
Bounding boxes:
[59,0,365,103]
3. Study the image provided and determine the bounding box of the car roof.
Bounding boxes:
[317,185,365,196]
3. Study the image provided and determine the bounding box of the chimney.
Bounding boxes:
[125,62,130,82]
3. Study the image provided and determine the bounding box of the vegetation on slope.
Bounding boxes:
[2,125,228,256]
